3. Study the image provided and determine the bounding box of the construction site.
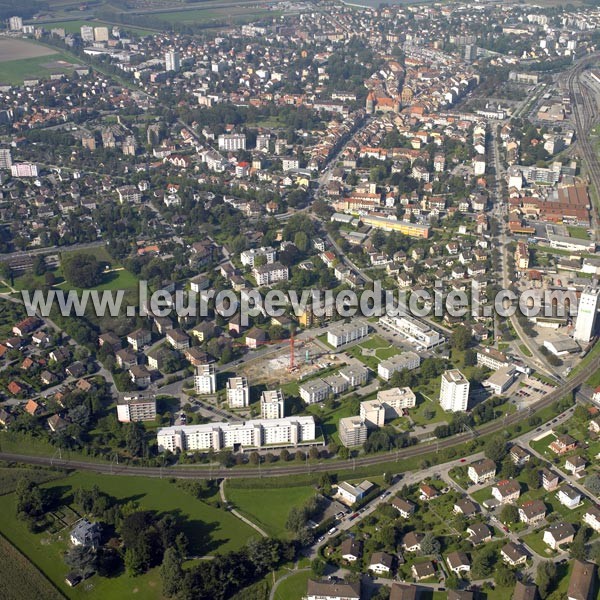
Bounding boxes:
[235,337,342,389]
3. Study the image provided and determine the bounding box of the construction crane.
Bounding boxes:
[233,332,315,371]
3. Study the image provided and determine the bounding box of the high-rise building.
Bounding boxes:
[227,376,249,409]
[80,26,94,42]
[440,369,470,412]
[573,287,600,344]
[339,416,368,447]
[117,394,157,422]
[94,26,109,42]
[194,364,216,395]
[0,148,12,170]
[8,16,23,31]
[218,133,246,152]
[165,50,181,73]
[261,390,285,419]
[464,44,477,62]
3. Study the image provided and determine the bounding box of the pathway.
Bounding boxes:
[269,567,310,600]
[219,479,268,538]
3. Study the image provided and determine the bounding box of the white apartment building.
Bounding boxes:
[379,315,442,349]
[9,16,23,31]
[156,416,316,452]
[327,321,369,348]
[10,163,38,178]
[226,376,249,408]
[240,246,276,267]
[360,400,386,428]
[476,347,510,370]
[0,148,12,170]
[377,352,421,381]
[116,394,157,422]
[252,262,288,286]
[377,387,417,413]
[339,416,368,447]
[80,25,94,42]
[260,389,285,419]
[573,287,600,344]
[194,364,216,394]
[299,378,330,404]
[218,133,246,152]
[440,369,470,412]
[165,50,181,72]
[94,26,109,41]
[338,365,369,387]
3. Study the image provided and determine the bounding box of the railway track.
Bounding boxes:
[1,351,597,479]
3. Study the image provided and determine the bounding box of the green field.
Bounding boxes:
[0,51,80,85]
[273,570,311,600]
[0,471,258,599]
[225,483,316,537]
[155,6,280,25]
[567,226,590,240]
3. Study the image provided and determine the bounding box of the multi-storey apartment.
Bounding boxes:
[194,364,216,394]
[260,389,285,419]
[116,393,157,422]
[227,376,249,408]
[440,369,470,412]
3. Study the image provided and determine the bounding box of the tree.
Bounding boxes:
[536,561,557,599]
[495,563,516,588]
[471,544,496,578]
[484,435,507,463]
[570,526,589,560]
[311,558,326,577]
[584,472,600,495]
[15,477,47,521]
[499,504,519,525]
[63,253,103,288]
[451,325,472,351]
[161,547,183,598]
[64,545,97,578]
[280,449,290,462]
[524,467,540,490]
[446,574,460,590]
[309,446,320,460]
[420,532,440,555]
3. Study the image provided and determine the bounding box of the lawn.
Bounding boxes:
[273,570,311,600]
[0,471,258,599]
[0,50,80,85]
[567,226,590,240]
[225,483,317,538]
[155,6,280,25]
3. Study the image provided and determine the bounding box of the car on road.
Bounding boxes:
[460,458,466,463]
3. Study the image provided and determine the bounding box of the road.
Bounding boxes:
[1,345,597,478]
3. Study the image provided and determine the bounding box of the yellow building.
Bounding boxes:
[362,215,430,239]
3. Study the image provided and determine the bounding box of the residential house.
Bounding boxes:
[501,542,528,567]
[129,365,151,387]
[98,332,122,352]
[565,456,587,477]
[510,445,531,466]
[492,480,521,504]
[392,498,416,518]
[446,551,470,575]
[557,486,581,509]
[419,484,438,501]
[306,579,361,600]
[127,329,151,351]
[582,506,600,533]
[543,522,575,550]
[66,362,85,378]
[468,458,496,484]
[454,498,479,517]
[513,582,539,600]
[550,434,577,455]
[246,327,268,349]
[116,348,138,369]
[70,519,101,548]
[411,560,435,581]
[402,531,424,553]
[341,538,362,562]
[24,399,40,415]
[390,584,418,600]
[541,468,560,491]
[47,414,68,432]
[166,328,190,350]
[467,523,492,545]
[519,500,546,526]
[369,551,394,575]
[567,560,596,600]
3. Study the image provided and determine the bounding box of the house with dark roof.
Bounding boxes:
[513,582,538,600]
[340,538,362,562]
[402,531,424,552]
[519,500,546,525]
[392,497,416,518]
[567,560,596,600]
[306,579,361,600]
[467,523,492,545]
[70,519,101,548]
[369,551,394,575]
[501,542,528,567]
[543,521,575,550]
[390,583,418,600]
[411,560,435,581]
[453,497,478,517]
[446,551,470,575]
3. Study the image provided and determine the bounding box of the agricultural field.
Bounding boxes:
[154,6,280,25]
[0,470,258,599]
[0,39,81,85]
[0,534,64,600]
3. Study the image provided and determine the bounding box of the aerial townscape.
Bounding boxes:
[0,0,600,599]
